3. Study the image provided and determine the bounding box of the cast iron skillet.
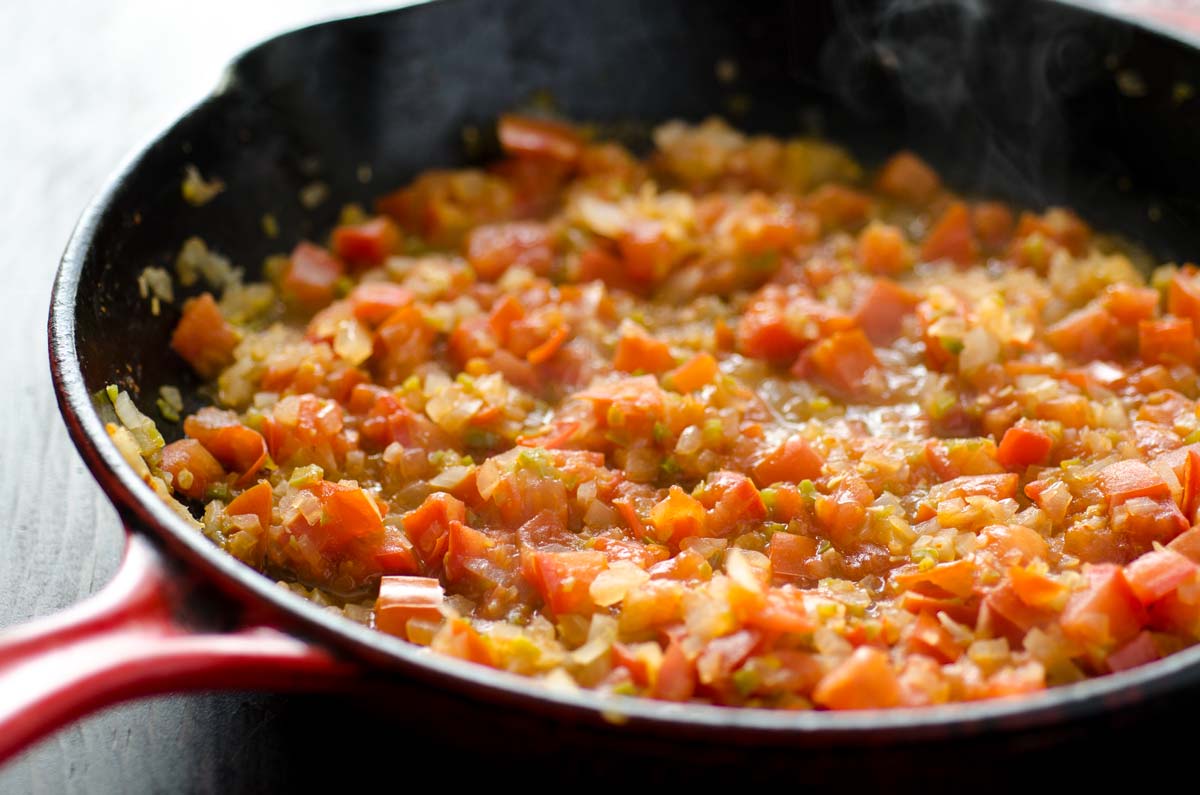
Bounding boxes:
[13,0,1200,773]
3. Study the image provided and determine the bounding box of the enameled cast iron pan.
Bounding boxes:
[16,0,1200,776]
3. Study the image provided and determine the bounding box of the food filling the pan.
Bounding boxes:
[107,115,1200,709]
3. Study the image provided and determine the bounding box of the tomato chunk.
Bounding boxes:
[375,576,445,640]
[159,439,226,500]
[752,436,824,487]
[812,646,901,710]
[183,407,269,483]
[997,424,1053,470]
[497,114,584,165]
[225,480,273,530]
[283,242,344,307]
[331,216,401,267]
[170,293,239,378]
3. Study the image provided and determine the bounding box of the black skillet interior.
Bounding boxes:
[55,0,1200,775]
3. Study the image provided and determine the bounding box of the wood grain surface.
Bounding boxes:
[3,1,1200,792]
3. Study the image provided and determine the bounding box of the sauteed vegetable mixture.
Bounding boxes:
[108,116,1200,709]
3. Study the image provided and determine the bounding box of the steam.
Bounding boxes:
[818,0,1115,207]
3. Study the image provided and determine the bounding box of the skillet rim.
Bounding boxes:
[47,0,1200,742]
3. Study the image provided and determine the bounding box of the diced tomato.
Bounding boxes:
[981,581,1054,644]
[980,525,1050,567]
[1045,305,1117,360]
[525,325,570,365]
[318,482,384,539]
[931,473,1019,503]
[1168,268,1200,329]
[225,480,272,530]
[856,223,913,275]
[648,485,707,544]
[465,221,554,280]
[666,352,718,393]
[1008,565,1068,610]
[1105,283,1160,324]
[618,219,675,282]
[159,438,226,500]
[331,216,401,267]
[183,407,269,483]
[374,304,437,385]
[903,611,962,663]
[1098,459,1171,506]
[375,576,445,640]
[853,278,919,345]
[1106,630,1161,672]
[444,520,496,583]
[801,328,879,396]
[806,184,872,230]
[812,646,901,710]
[769,533,818,585]
[402,492,466,566]
[283,241,344,307]
[875,151,940,206]
[433,617,496,666]
[813,473,874,549]
[1168,524,1200,562]
[613,328,675,374]
[1014,208,1091,257]
[893,559,976,599]
[1060,564,1145,649]
[652,637,697,702]
[524,550,608,614]
[374,526,419,575]
[752,436,824,487]
[702,471,768,534]
[1139,318,1195,366]
[1124,547,1198,605]
[746,587,814,634]
[349,282,414,325]
[170,293,240,378]
[920,201,977,265]
[972,201,1014,251]
[996,423,1053,470]
[497,114,584,165]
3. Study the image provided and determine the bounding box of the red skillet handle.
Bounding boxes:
[0,534,357,765]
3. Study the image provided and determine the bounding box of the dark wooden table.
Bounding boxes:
[4,1,1200,791]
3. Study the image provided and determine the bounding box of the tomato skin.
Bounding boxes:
[170,293,239,378]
